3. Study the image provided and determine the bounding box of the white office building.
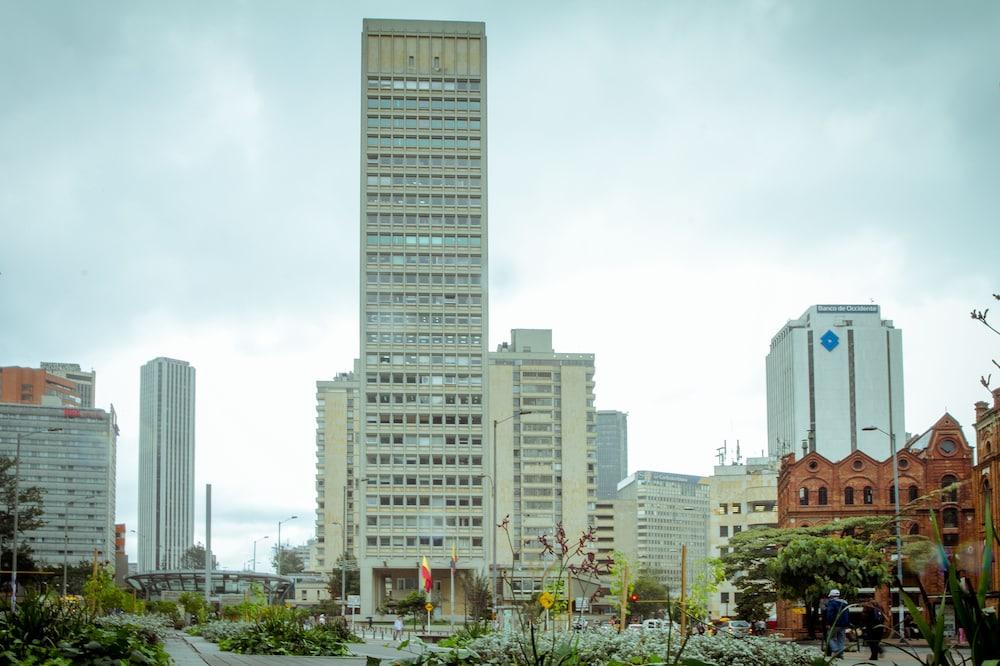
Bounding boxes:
[766,304,904,461]
[138,357,196,571]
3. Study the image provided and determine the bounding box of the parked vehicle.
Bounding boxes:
[720,619,752,636]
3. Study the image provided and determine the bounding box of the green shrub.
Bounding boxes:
[215,607,349,656]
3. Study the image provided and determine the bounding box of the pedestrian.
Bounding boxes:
[393,615,404,640]
[318,613,327,626]
[823,589,851,658]
[861,600,886,661]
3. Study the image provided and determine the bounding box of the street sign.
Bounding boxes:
[792,607,806,615]
[347,594,361,609]
[539,591,554,609]
[424,602,434,612]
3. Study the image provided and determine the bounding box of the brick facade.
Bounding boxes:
[972,388,1000,600]
[776,414,977,635]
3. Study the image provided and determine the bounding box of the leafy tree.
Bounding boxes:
[462,570,492,622]
[0,455,46,577]
[179,542,219,570]
[271,546,305,574]
[61,559,95,595]
[83,565,132,614]
[687,558,725,621]
[629,572,669,620]
[178,591,210,623]
[769,535,890,638]
[385,590,428,629]
[324,553,361,609]
[733,580,772,623]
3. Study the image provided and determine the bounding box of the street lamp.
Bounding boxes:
[276,516,297,575]
[862,425,905,635]
[491,410,532,619]
[9,427,62,610]
[63,492,99,596]
[252,536,269,572]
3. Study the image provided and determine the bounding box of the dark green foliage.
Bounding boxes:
[437,621,490,648]
[216,607,349,656]
[733,581,772,623]
[629,573,670,620]
[179,543,219,570]
[0,593,169,665]
[271,546,305,574]
[461,571,492,622]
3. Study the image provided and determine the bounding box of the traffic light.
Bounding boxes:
[629,593,640,603]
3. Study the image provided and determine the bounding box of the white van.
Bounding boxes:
[642,619,681,632]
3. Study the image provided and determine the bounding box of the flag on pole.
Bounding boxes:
[450,542,458,572]
[420,556,432,593]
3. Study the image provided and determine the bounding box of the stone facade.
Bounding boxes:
[776,414,977,635]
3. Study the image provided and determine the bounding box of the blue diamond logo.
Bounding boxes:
[820,329,839,351]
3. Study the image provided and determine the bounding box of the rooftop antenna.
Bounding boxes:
[715,443,726,466]
[735,440,742,465]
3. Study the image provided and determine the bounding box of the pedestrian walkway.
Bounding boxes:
[163,631,416,665]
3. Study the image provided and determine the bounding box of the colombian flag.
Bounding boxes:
[420,556,432,593]
[451,542,458,572]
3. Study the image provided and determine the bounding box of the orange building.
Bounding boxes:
[0,366,81,406]
[776,414,978,635]
[972,388,1000,601]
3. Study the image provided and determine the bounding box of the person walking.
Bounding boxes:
[393,615,404,640]
[823,589,851,658]
[861,599,886,661]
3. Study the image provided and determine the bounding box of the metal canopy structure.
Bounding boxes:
[125,569,293,604]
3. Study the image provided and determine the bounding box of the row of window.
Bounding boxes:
[366,392,483,405]
[366,292,482,306]
[365,453,482,465]
[365,474,483,488]
[367,155,481,169]
[366,233,481,247]
[366,494,485,508]
[366,271,482,286]
[367,78,481,92]
[366,352,483,366]
[364,433,482,448]
[367,535,484,548]
[366,334,482,347]
[367,174,481,188]
[367,253,481,268]
[799,475,961,506]
[367,117,481,131]
[365,411,483,426]
[366,97,482,112]
[365,372,482,386]
[366,312,482,325]
[366,136,482,151]
[367,514,484,528]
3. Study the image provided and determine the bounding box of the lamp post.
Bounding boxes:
[276,516,297,575]
[63,492,99,596]
[490,410,532,619]
[252,536,269,572]
[9,427,62,610]
[862,425,904,635]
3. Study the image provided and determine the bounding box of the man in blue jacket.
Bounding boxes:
[823,589,851,658]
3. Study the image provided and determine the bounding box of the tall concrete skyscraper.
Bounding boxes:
[356,19,488,616]
[138,357,196,571]
[766,304,904,461]
[596,410,628,499]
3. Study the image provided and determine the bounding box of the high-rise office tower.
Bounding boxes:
[357,19,487,617]
[596,410,628,499]
[766,304,904,461]
[138,357,196,571]
[40,362,96,408]
[489,329,596,598]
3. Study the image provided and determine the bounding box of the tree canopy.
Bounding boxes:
[272,546,305,574]
[0,455,46,575]
[179,543,219,570]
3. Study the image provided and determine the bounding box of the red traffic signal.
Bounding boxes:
[629,593,639,602]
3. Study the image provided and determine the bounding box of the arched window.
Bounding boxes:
[818,487,828,505]
[908,485,919,502]
[863,486,874,505]
[943,508,959,529]
[799,487,809,506]
[888,485,896,504]
[941,475,958,503]
[844,487,855,505]
[908,523,920,535]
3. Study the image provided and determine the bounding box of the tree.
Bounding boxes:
[462,570,492,622]
[687,558,725,622]
[0,455,46,576]
[328,553,361,599]
[769,536,890,638]
[733,580,772,623]
[62,559,95,595]
[83,565,132,614]
[272,546,305,574]
[970,292,1000,391]
[629,572,669,620]
[386,590,428,629]
[179,543,219,570]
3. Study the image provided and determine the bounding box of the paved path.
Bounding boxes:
[164,631,419,665]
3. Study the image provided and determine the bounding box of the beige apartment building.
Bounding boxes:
[488,329,597,603]
[707,456,778,620]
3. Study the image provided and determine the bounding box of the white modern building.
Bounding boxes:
[489,329,597,600]
[616,471,709,594]
[596,410,628,500]
[355,19,488,617]
[0,402,117,570]
[138,357,196,571]
[766,304,904,462]
[707,456,778,620]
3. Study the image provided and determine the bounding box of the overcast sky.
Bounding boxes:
[1,1,998,572]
